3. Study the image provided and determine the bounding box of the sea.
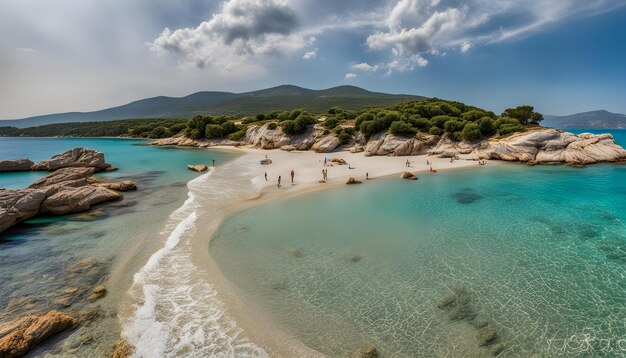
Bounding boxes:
[1,130,625,357]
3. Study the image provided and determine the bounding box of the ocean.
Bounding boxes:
[210,129,626,357]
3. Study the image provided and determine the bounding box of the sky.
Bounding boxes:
[1,0,626,119]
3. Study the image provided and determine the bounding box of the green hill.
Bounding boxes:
[0,85,424,128]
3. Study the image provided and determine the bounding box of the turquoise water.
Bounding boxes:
[211,131,626,357]
[0,138,238,356]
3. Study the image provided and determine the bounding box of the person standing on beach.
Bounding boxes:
[277,176,281,188]
[366,172,369,180]
[212,159,215,167]
[324,157,327,166]
[325,169,328,180]
[290,170,295,184]
[264,172,268,181]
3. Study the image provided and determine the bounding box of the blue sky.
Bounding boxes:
[1,0,625,119]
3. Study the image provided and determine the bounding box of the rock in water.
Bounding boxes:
[95,180,137,192]
[112,338,134,358]
[40,186,122,215]
[0,310,77,358]
[29,167,96,189]
[187,164,208,172]
[0,159,34,172]
[87,285,107,302]
[32,148,113,172]
[477,328,497,346]
[346,177,362,185]
[0,189,47,233]
[349,345,379,358]
[401,171,418,180]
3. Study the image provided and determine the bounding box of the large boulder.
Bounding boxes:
[40,186,122,215]
[311,135,341,153]
[0,310,77,358]
[29,167,95,189]
[31,148,113,172]
[95,181,137,192]
[0,189,47,233]
[187,164,208,172]
[0,159,33,172]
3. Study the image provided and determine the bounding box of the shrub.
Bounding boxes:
[188,128,202,140]
[410,117,431,132]
[443,120,465,133]
[429,126,442,135]
[169,123,187,134]
[277,111,290,121]
[354,112,374,130]
[281,120,298,135]
[205,124,223,139]
[461,110,488,122]
[289,109,303,120]
[477,117,495,136]
[389,121,417,137]
[431,115,453,129]
[255,113,265,121]
[267,122,278,130]
[498,124,524,135]
[220,121,238,136]
[228,129,247,141]
[323,117,339,129]
[337,131,352,144]
[461,123,482,141]
[149,126,171,138]
[322,129,330,135]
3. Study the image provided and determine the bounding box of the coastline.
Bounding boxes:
[119,146,489,356]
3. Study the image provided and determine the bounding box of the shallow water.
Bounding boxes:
[211,157,626,355]
[0,138,238,356]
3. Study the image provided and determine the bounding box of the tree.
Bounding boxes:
[337,130,352,144]
[205,124,223,139]
[477,117,495,136]
[461,123,482,141]
[389,121,417,137]
[502,105,543,125]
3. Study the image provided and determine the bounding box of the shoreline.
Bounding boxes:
[178,148,489,356]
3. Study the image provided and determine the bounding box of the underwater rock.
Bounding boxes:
[401,171,418,180]
[286,248,303,258]
[490,342,505,356]
[76,306,105,326]
[349,345,379,358]
[477,328,497,346]
[437,293,457,309]
[87,285,107,302]
[452,189,482,204]
[96,181,137,192]
[112,338,134,358]
[0,310,77,358]
[71,209,107,222]
[53,287,84,308]
[343,253,362,263]
[346,177,362,185]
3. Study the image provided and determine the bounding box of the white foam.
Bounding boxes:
[121,160,268,357]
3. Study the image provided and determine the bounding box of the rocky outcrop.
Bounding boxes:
[430,129,626,165]
[40,186,122,215]
[0,152,131,234]
[154,124,626,166]
[187,164,208,172]
[0,189,47,233]
[0,310,77,358]
[0,159,34,172]
[346,177,362,185]
[311,135,341,153]
[95,181,137,192]
[31,148,114,172]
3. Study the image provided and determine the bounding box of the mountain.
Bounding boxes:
[543,110,626,129]
[0,85,425,128]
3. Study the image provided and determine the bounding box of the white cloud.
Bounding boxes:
[344,72,357,79]
[302,48,317,60]
[360,0,625,73]
[351,62,378,72]
[16,47,37,53]
[460,41,471,53]
[150,0,310,73]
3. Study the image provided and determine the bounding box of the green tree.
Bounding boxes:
[477,117,495,136]
[389,121,417,137]
[502,105,543,125]
[205,124,223,139]
[461,123,482,141]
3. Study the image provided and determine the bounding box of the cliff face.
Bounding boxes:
[152,124,626,166]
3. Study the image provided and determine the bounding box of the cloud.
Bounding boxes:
[150,0,310,72]
[302,48,317,60]
[360,0,625,73]
[460,41,471,53]
[16,47,37,53]
[344,72,357,79]
[351,62,378,72]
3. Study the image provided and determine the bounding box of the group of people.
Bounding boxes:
[267,169,296,189]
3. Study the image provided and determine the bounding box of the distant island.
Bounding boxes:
[0,85,424,128]
[543,110,626,129]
